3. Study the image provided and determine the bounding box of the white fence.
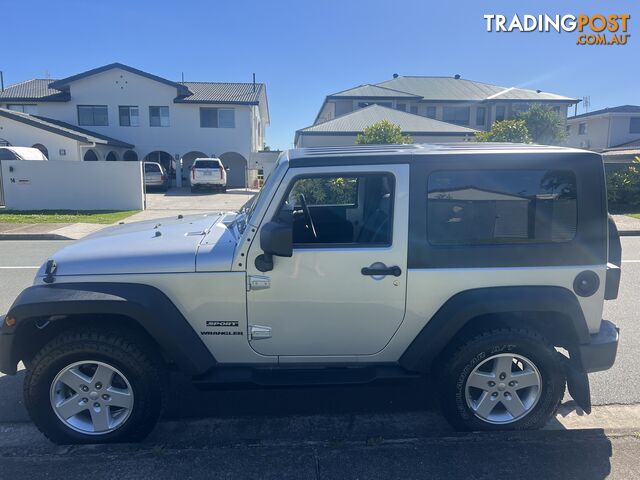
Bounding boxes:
[0,160,144,211]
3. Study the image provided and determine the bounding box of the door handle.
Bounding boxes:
[361,265,402,277]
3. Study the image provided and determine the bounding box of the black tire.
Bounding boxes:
[24,328,165,444]
[190,186,196,193]
[439,328,565,431]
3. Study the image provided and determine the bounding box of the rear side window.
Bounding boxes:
[427,170,577,245]
[194,160,221,169]
[144,163,160,173]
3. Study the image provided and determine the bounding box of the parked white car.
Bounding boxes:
[143,162,169,191]
[0,146,48,161]
[190,157,227,193]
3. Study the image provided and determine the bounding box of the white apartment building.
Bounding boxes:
[0,63,271,187]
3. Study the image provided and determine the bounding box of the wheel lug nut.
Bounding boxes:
[94,402,100,408]
[491,392,498,398]
[95,383,102,390]
[81,386,89,392]
[102,394,109,401]
[82,398,88,403]
[488,381,496,387]
[499,373,506,380]
[508,381,516,387]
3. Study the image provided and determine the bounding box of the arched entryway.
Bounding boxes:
[32,143,49,159]
[181,151,207,180]
[219,152,248,188]
[83,149,99,161]
[144,151,174,175]
[123,150,138,162]
[106,151,119,161]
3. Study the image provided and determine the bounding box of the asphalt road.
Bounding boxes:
[0,238,639,422]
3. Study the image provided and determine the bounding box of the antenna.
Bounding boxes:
[252,73,256,93]
[582,96,591,112]
[0,71,4,92]
[181,72,184,83]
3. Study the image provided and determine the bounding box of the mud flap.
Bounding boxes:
[564,359,592,414]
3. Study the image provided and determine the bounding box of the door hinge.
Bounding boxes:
[249,324,272,340]
[247,275,270,291]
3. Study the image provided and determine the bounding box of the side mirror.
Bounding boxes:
[255,221,292,272]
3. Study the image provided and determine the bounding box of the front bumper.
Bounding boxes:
[578,319,619,373]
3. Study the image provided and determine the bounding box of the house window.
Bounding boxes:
[119,106,139,127]
[410,105,418,114]
[149,106,170,127]
[396,103,406,112]
[495,105,506,122]
[200,108,236,128]
[476,107,487,126]
[78,105,108,126]
[443,107,471,125]
[7,104,38,115]
[427,169,577,245]
[630,117,640,134]
[426,106,437,119]
[578,123,587,135]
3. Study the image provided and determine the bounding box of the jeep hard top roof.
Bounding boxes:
[285,143,598,167]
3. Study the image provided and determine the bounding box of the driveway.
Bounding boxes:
[129,187,256,223]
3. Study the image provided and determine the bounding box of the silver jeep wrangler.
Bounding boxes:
[0,144,620,444]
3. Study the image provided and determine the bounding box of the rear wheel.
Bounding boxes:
[24,328,165,444]
[439,328,565,431]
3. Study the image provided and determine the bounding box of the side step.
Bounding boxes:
[192,365,421,389]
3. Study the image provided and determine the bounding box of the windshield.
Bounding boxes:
[234,158,284,234]
[194,160,221,169]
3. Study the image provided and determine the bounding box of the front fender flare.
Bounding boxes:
[1,283,216,375]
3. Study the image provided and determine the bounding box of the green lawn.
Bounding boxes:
[628,213,640,220]
[0,210,139,224]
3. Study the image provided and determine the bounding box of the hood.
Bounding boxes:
[38,213,239,277]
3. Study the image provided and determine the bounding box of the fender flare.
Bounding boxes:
[2,283,216,375]
[398,286,590,372]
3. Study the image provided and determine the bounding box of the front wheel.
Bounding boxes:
[439,328,565,431]
[24,328,165,444]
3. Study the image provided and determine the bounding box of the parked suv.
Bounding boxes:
[143,162,169,191]
[0,144,620,444]
[190,157,227,192]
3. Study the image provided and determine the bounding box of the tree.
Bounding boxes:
[517,104,566,145]
[475,119,532,143]
[355,120,412,145]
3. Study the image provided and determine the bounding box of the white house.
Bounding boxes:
[0,63,272,187]
[297,75,579,148]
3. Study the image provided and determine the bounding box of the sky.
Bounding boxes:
[2,0,639,150]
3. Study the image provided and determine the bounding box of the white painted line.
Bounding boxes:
[0,266,40,269]
[622,260,640,263]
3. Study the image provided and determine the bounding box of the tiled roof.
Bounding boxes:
[328,84,421,99]
[177,82,265,104]
[0,108,133,148]
[0,79,69,101]
[376,76,578,102]
[297,104,477,139]
[0,64,266,106]
[569,105,640,120]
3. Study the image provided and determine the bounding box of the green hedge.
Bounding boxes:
[607,158,640,212]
